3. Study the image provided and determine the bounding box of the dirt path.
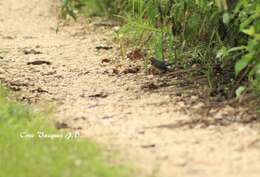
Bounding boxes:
[1,0,260,177]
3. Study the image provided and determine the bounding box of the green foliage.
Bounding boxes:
[220,0,260,93]
[61,0,128,17]
[60,0,84,20]
[65,0,260,97]
[0,86,131,177]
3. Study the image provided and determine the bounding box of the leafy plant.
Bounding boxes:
[60,0,84,20]
[66,0,260,99]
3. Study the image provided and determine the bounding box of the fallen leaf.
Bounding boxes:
[122,67,140,74]
[127,49,144,61]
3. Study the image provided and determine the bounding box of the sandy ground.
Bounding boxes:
[1,0,260,177]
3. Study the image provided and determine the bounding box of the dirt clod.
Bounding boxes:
[101,58,111,64]
[55,122,70,130]
[23,49,42,55]
[27,60,51,65]
[88,92,108,98]
[141,144,156,149]
[96,44,113,50]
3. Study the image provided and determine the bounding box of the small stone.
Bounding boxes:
[175,92,182,97]
[193,102,205,109]
[191,95,198,100]
[177,101,185,107]
[113,26,120,32]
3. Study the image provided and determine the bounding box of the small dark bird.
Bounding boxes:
[150,57,172,73]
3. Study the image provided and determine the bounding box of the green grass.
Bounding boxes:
[0,85,131,177]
